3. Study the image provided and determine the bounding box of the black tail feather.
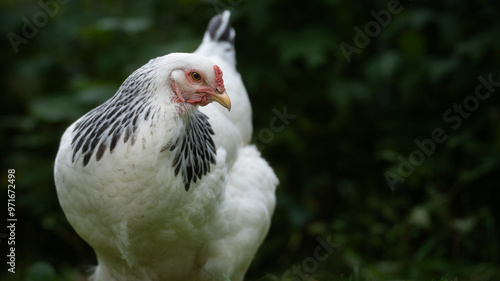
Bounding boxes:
[207,11,234,44]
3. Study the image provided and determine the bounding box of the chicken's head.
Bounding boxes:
[168,53,231,111]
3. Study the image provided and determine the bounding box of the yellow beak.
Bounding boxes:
[208,91,231,111]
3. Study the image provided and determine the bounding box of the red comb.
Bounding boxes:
[213,65,225,92]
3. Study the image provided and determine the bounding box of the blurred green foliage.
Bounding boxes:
[2,0,500,280]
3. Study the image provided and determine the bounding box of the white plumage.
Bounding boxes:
[54,11,277,281]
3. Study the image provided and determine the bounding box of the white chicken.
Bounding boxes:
[54,11,278,281]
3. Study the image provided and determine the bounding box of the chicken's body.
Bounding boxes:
[54,12,277,281]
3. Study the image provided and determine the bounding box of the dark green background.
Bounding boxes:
[2,0,499,280]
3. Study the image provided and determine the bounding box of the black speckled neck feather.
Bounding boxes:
[166,111,216,191]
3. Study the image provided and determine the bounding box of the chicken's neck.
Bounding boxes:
[164,110,217,191]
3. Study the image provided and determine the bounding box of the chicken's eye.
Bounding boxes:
[190,72,201,81]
